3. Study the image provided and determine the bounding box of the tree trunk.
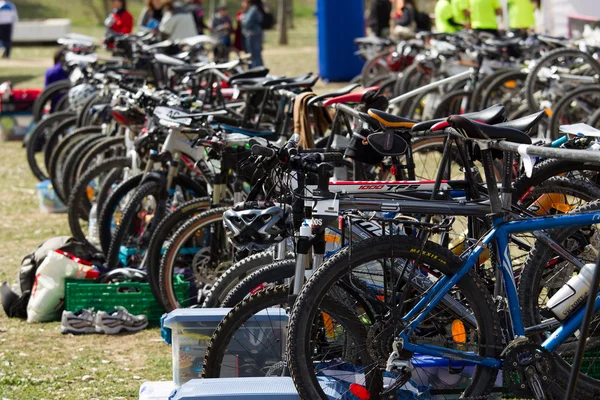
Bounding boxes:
[278,0,288,45]
[288,0,294,29]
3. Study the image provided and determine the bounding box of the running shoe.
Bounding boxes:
[95,307,148,334]
[61,309,97,334]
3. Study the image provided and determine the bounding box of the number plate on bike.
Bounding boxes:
[312,199,339,217]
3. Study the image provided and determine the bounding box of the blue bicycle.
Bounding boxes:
[287,116,600,400]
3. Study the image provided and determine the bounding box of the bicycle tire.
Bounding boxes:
[287,235,501,399]
[106,176,207,268]
[32,80,70,122]
[60,134,105,201]
[480,70,528,115]
[26,111,75,181]
[98,173,143,255]
[360,51,392,87]
[159,207,230,311]
[222,260,295,307]
[519,200,600,399]
[202,285,376,387]
[67,156,131,250]
[548,84,600,140]
[75,136,126,181]
[48,126,101,203]
[432,90,471,119]
[146,197,212,308]
[202,250,289,308]
[525,48,600,111]
[42,115,77,176]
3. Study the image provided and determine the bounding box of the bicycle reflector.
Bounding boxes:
[349,383,371,400]
[451,320,467,344]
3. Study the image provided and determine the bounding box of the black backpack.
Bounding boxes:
[261,8,275,30]
[1,237,104,319]
[415,11,432,31]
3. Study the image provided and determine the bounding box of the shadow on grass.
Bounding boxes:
[3,74,39,86]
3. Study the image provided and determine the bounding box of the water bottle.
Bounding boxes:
[547,263,597,320]
[88,204,99,246]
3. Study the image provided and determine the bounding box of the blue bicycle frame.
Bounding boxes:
[398,210,600,369]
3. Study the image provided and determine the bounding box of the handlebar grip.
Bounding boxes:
[319,152,344,163]
[251,144,277,158]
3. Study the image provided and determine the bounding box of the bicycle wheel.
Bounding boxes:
[42,115,77,177]
[146,197,212,308]
[98,173,143,255]
[59,134,105,201]
[75,136,126,182]
[548,84,600,140]
[361,51,394,87]
[48,126,101,203]
[222,260,295,307]
[432,90,471,119]
[480,70,528,117]
[525,48,600,111]
[32,80,70,122]
[159,207,232,311]
[202,284,378,392]
[67,157,131,249]
[519,201,600,399]
[26,111,75,181]
[106,176,207,269]
[288,235,501,400]
[202,250,289,308]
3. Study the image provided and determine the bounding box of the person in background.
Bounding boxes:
[159,0,197,40]
[466,0,502,35]
[105,0,134,35]
[435,0,462,33]
[212,5,233,60]
[138,0,164,32]
[507,0,536,32]
[393,0,417,39]
[233,7,245,52]
[451,0,469,28]
[0,0,18,59]
[241,0,264,68]
[184,0,207,35]
[368,0,392,38]
[45,48,69,112]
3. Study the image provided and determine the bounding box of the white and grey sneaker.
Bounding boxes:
[61,309,97,334]
[95,307,148,334]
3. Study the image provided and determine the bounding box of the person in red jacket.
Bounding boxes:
[105,0,134,35]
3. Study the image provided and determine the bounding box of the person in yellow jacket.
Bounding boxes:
[451,0,469,27]
[465,0,502,35]
[507,0,535,31]
[435,0,463,33]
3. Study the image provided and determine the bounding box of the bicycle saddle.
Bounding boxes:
[307,83,360,106]
[267,75,320,90]
[355,37,394,46]
[411,104,506,132]
[228,67,270,84]
[171,65,201,74]
[367,109,416,128]
[495,111,546,134]
[446,115,532,144]
[154,53,186,66]
[262,73,313,87]
[322,86,379,107]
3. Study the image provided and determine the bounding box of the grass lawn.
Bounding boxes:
[0,15,346,399]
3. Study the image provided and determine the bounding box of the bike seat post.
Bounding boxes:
[501,151,514,211]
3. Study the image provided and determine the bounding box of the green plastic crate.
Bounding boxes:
[65,280,189,326]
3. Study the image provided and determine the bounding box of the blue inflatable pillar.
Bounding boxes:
[317,0,365,82]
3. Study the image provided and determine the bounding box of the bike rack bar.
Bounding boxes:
[388,69,474,106]
[491,140,600,164]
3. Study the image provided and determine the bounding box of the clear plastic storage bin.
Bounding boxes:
[162,308,288,386]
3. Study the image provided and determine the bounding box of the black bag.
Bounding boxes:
[415,11,432,31]
[261,9,275,30]
[1,237,104,319]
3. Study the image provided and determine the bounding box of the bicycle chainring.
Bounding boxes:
[504,343,555,398]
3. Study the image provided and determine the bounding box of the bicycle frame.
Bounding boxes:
[399,210,600,369]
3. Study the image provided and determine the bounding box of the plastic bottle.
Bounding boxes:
[88,204,99,246]
[547,263,597,320]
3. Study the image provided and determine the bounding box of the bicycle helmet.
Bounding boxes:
[223,202,292,251]
[68,83,97,113]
